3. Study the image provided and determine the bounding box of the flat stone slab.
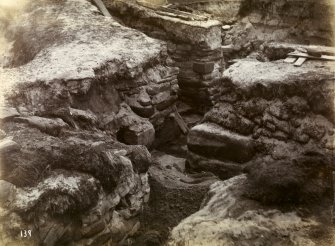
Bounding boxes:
[224,59,335,91]
[0,0,165,105]
[187,122,255,163]
[105,0,222,50]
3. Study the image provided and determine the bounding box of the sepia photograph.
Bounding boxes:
[0,0,334,245]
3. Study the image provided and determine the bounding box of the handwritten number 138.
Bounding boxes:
[20,230,32,238]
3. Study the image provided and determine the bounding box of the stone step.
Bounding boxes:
[187,123,255,163]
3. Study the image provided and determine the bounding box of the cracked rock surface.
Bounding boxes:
[0,0,334,246]
[0,0,178,245]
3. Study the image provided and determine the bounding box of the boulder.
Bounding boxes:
[120,122,155,147]
[116,104,155,147]
[187,123,255,163]
[189,59,335,180]
[168,175,333,246]
[127,97,155,118]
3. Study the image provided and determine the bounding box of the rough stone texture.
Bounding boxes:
[136,151,218,244]
[187,59,335,177]
[105,0,224,110]
[188,123,255,163]
[239,0,335,45]
[184,0,334,51]
[0,120,152,246]
[0,0,179,245]
[0,0,180,142]
[173,0,334,59]
[168,175,335,246]
[263,42,335,61]
[187,122,255,179]
[170,0,244,24]
[0,0,334,245]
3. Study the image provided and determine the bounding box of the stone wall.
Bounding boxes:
[0,0,181,245]
[175,0,334,46]
[170,0,244,23]
[105,0,224,111]
[187,59,335,181]
[171,57,335,245]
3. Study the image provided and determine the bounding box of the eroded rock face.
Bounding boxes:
[0,123,152,245]
[179,58,335,245]
[193,0,334,52]
[1,0,334,245]
[0,0,180,245]
[1,0,181,146]
[168,175,335,246]
[104,0,224,110]
[175,0,334,58]
[188,59,335,181]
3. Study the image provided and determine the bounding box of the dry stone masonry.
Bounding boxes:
[187,60,335,181]
[0,0,179,245]
[106,0,224,110]
[0,0,334,245]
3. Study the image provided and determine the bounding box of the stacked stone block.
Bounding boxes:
[105,0,224,110]
[186,60,335,179]
[118,65,180,129]
[168,43,224,109]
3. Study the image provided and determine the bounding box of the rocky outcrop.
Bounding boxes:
[0,122,151,246]
[178,57,335,245]
[168,175,335,246]
[0,0,180,245]
[105,0,224,110]
[1,0,181,146]
[187,59,335,179]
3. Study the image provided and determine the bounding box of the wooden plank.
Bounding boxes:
[136,0,208,21]
[294,57,307,67]
[307,47,335,56]
[288,52,335,61]
[265,42,335,56]
[307,50,322,57]
[158,6,208,20]
[155,10,196,20]
[172,107,189,134]
[93,0,112,17]
[284,56,297,63]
